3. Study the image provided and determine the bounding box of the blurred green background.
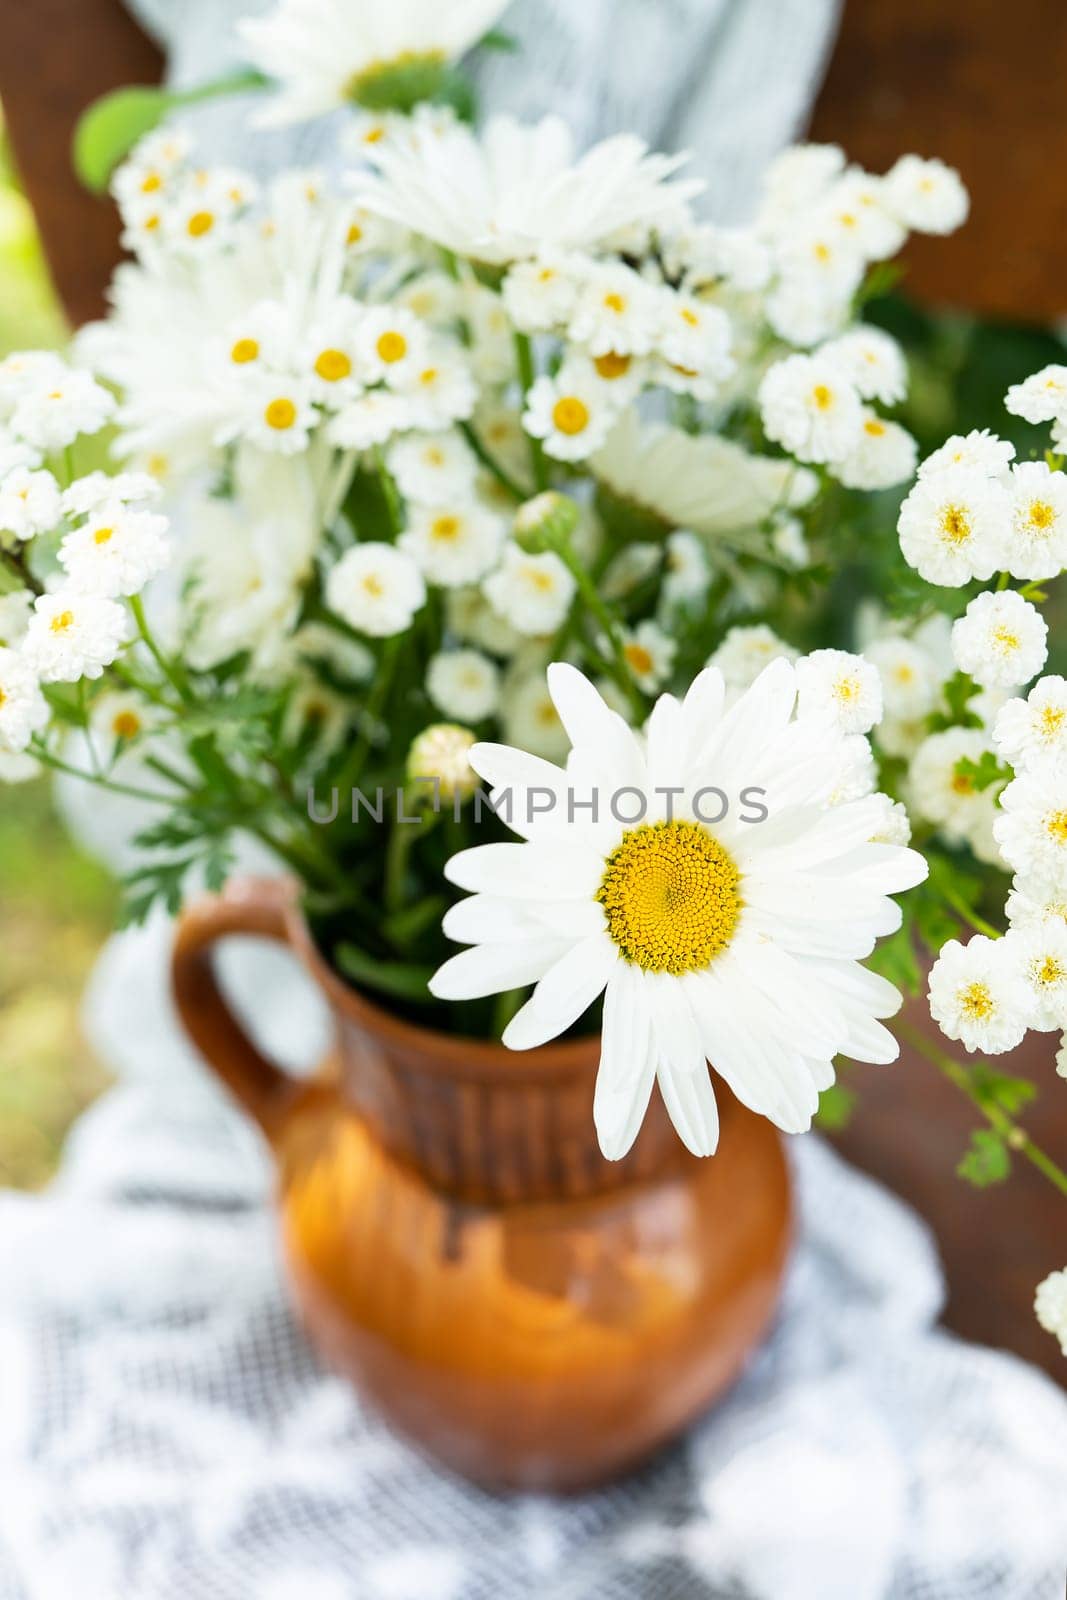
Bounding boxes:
[0,108,116,1189]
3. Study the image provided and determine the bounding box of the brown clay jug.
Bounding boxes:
[171,875,793,1492]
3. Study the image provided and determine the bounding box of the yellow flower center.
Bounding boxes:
[593,352,631,380]
[187,211,215,238]
[418,367,439,387]
[992,624,1020,654]
[265,398,297,431]
[377,331,408,364]
[315,348,352,383]
[811,384,833,411]
[680,307,700,327]
[864,419,887,437]
[1026,500,1055,532]
[958,981,994,1020]
[596,819,741,974]
[50,609,75,634]
[833,675,860,703]
[423,446,445,466]
[140,172,163,194]
[363,573,385,597]
[939,505,971,544]
[624,643,655,677]
[112,710,142,738]
[602,291,627,314]
[1035,955,1065,988]
[1040,705,1066,737]
[346,222,364,245]
[430,515,461,542]
[950,770,974,795]
[813,242,832,263]
[93,526,114,545]
[231,338,260,365]
[1045,809,1067,845]
[552,396,590,436]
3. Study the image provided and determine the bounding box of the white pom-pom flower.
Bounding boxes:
[0,646,49,752]
[325,543,426,637]
[796,647,883,735]
[883,155,969,234]
[482,546,576,636]
[993,676,1067,770]
[23,591,129,683]
[951,590,1048,690]
[758,353,863,465]
[928,935,1029,1054]
[897,465,1009,586]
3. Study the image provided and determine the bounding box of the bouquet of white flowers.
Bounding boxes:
[4,0,1067,1352]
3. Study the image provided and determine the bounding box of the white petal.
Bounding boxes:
[594,968,656,1159]
[444,840,603,900]
[503,933,617,1050]
[656,1060,720,1156]
[643,968,707,1075]
[546,661,645,784]
[429,938,571,1001]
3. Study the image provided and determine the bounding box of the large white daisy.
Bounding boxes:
[240,0,509,127]
[430,660,925,1159]
[354,115,702,265]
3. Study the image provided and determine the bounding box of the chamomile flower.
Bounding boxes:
[995,763,1067,883]
[928,936,1028,1054]
[431,659,925,1159]
[994,676,1067,769]
[23,591,129,683]
[567,263,662,358]
[1005,365,1067,426]
[327,390,412,450]
[836,412,918,490]
[482,545,576,636]
[884,155,969,234]
[502,255,582,334]
[818,169,905,260]
[620,621,676,693]
[58,505,170,599]
[918,429,1015,482]
[758,353,864,465]
[0,646,48,752]
[774,221,865,307]
[951,591,1048,690]
[227,376,317,455]
[1035,1268,1067,1356]
[87,688,156,764]
[796,648,883,735]
[302,303,365,406]
[1006,873,1067,931]
[864,636,940,721]
[1002,462,1067,581]
[0,349,68,412]
[356,308,429,387]
[654,294,734,394]
[388,430,478,505]
[1007,923,1067,1031]
[325,542,426,637]
[909,727,996,843]
[523,372,614,462]
[821,328,907,405]
[708,624,797,689]
[662,530,710,609]
[897,465,1009,586]
[399,501,505,587]
[427,648,500,722]
[11,368,115,452]
[0,467,61,543]
[62,471,161,517]
[393,351,477,432]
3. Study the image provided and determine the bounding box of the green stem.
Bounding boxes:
[553,543,645,718]
[459,421,528,502]
[337,634,402,791]
[129,595,191,703]
[373,446,404,538]
[896,1018,1067,1200]
[940,885,1002,941]
[514,333,549,491]
[31,744,177,806]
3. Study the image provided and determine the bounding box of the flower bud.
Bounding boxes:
[406,722,478,802]
[513,491,579,556]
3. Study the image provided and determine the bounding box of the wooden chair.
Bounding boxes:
[1,0,1064,1380]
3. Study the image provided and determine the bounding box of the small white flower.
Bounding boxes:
[23,591,129,683]
[827,733,878,805]
[483,545,576,636]
[864,636,940,721]
[327,390,413,450]
[774,221,865,307]
[796,648,883,735]
[226,377,317,455]
[995,761,1067,883]
[0,645,48,752]
[446,585,523,656]
[0,467,61,542]
[1006,873,1067,932]
[0,350,68,412]
[0,589,32,647]
[567,262,662,357]
[1006,923,1067,1032]
[388,430,478,505]
[951,591,1047,690]
[994,676,1067,769]
[662,530,709,608]
[325,543,426,637]
[821,327,907,405]
[909,726,995,842]
[764,277,849,349]
[1034,1268,1067,1356]
[427,648,500,722]
[502,254,582,333]
[392,349,476,432]
[708,623,796,689]
[399,501,505,587]
[58,505,170,598]
[62,470,161,517]
[1002,462,1067,581]
[818,169,906,260]
[1005,365,1067,426]
[620,620,675,693]
[10,368,114,451]
[897,465,1009,586]
[758,353,864,465]
[759,143,846,222]
[866,792,912,847]
[928,935,1028,1054]
[501,668,570,760]
[523,372,615,462]
[918,429,1015,482]
[302,302,365,407]
[836,411,917,490]
[884,155,969,234]
[654,294,733,393]
[771,515,809,568]
[356,308,430,388]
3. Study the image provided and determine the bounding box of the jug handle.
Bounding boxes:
[172,876,306,1141]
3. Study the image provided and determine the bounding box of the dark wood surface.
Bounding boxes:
[0,0,1065,1379]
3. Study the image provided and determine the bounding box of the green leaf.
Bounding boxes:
[957,1127,1011,1187]
[814,1082,857,1132]
[972,1066,1037,1117]
[953,750,1013,794]
[335,942,436,1004]
[478,28,518,51]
